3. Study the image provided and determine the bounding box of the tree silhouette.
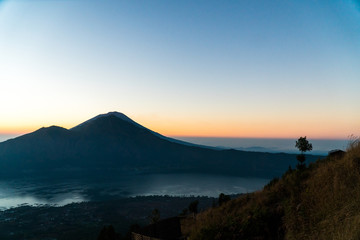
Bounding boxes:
[97,225,121,240]
[149,208,160,224]
[218,193,231,206]
[188,200,199,215]
[295,136,312,169]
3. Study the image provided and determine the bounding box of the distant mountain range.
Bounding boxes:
[0,112,320,179]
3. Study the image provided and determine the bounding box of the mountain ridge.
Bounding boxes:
[71,112,144,131]
[72,112,212,149]
[0,112,321,179]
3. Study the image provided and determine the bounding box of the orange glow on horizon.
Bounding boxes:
[0,116,357,140]
[159,130,352,140]
[137,119,356,140]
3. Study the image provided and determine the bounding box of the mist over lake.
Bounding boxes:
[0,174,269,209]
[0,131,343,209]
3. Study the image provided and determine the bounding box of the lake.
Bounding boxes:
[0,173,269,209]
[0,135,346,209]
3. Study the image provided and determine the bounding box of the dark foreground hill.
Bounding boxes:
[0,196,215,240]
[0,112,319,179]
[183,139,360,240]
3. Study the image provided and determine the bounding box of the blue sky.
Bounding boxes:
[0,0,359,138]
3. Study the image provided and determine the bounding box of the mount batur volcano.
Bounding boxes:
[0,112,318,179]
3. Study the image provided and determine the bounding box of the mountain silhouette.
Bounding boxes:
[0,112,319,179]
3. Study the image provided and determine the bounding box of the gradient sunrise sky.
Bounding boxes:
[0,0,359,139]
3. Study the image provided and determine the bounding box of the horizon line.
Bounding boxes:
[0,131,351,141]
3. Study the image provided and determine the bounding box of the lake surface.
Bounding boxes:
[0,135,346,209]
[0,174,269,209]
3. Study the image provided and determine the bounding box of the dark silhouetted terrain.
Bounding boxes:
[0,112,320,179]
[183,140,360,240]
[0,196,215,240]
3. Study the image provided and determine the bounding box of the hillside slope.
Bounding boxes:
[185,139,360,240]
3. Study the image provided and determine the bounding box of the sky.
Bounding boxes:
[0,0,359,139]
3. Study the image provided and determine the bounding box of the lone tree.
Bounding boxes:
[218,193,231,206]
[149,208,160,224]
[295,136,313,169]
[97,225,121,240]
[188,200,199,215]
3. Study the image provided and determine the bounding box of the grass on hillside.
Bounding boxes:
[183,138,360,240]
